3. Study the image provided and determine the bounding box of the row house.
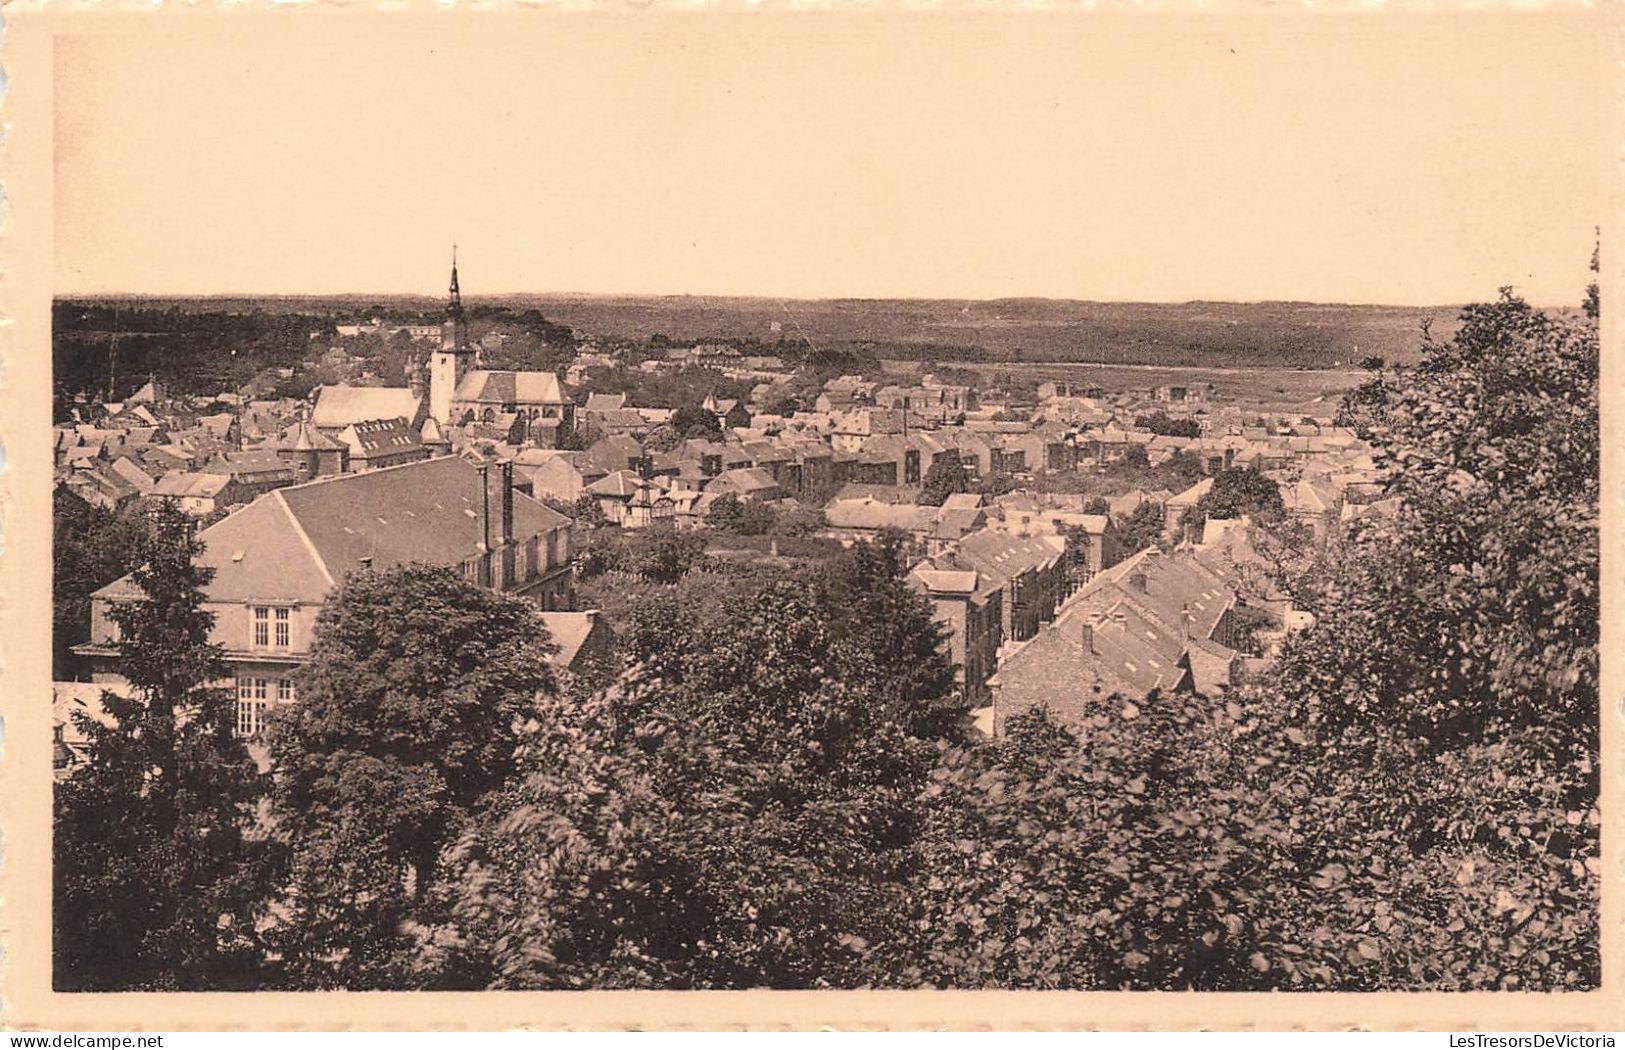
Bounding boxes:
[938,529,1066,646]
[705,466,785,503]
[146,472,240,517]
[1038,380,1105,401]
[586,470,676,528]
[514,449,591,504]
[76,456,576,738]
[989,547,1241,736]
[57,466,143,514]
[335,416,430,471]
[273,420,348,479]
[908,565,1003,718]
[200,449,301,499]
[769,439,836,500]
[986,499,1123,588]
[821,498,938,551]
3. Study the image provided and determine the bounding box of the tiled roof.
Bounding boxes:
[709,467,780,493]
[312,385,423,429]
[949,529,1062,585]
[824,498,935,533]
[151,472,231,498]
[587,470,647,498]
[276,420,344,452]
[97,456,569,606]
[537,611,604,669]
[452,370,571,406]
[341,417,423,458]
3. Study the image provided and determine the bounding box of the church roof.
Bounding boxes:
[452,370,572,407]
[311,385,423,430]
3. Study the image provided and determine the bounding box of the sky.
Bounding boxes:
[53,10,1608,305]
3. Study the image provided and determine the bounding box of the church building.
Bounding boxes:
[416,251,576,440]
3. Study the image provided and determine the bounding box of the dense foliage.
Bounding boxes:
[1134,411,1201,438]
[918,454,972,506]
[55,501,273,990]
[51,488,150,678]
[267,566,558,988]
[1192,467,1285,529]
[422,535,961,987]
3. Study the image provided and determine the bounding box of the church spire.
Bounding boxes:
[447,244,463,316]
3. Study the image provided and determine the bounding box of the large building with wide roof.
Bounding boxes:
[75,455,574,737]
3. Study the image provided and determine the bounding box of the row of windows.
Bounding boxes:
[235,676,295,737]
[252,606,291,648]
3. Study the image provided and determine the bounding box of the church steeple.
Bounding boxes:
[432,245,475,426]
[441,244,470,353]
[447,244,464,320]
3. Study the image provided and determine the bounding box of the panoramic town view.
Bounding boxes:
[40,10,1602,1007]
[50,258,1602,992]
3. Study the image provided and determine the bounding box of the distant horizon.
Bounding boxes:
[52,289,1553,313]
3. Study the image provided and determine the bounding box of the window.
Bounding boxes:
[236,677,269,737]
[252,607,269,647]
[276,678,296,704]
[275,607,291,648]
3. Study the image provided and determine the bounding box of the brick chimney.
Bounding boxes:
[1080,614,1099,654]
[500,460,515,547]
[477,462,491,554]
[1130,572,1148,593]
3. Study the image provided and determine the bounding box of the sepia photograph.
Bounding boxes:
[2,1,1619,1033]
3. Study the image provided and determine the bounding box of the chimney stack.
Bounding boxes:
[1130,572,1148,593]
[501,460,515,547]
[1080,614,1099,654]
[478,462,491,554]
[1181,602,1193,639]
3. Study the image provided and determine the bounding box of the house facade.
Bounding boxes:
[76,456,576,737]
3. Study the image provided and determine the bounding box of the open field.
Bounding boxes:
[525,295,1458,370]
[67,294,1464,372]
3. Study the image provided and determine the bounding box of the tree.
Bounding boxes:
[918,454,971,506]
[1193,467,1284,528]
[55,500,272,990]
[52,487,149,678]
[632,524,708,583]
[973,470,1021,498]
[426,535,960,988]
[1583,229,1599,320]
[670,403,722,441]
[1115,499,1166,555]
[268,565,557,988]
[554,423,588,452]
[1250,289,1600,988]
[572,491,607,528]
[706,492,745,532]
[1134,411,1201,438]
[1275,289,1597,747]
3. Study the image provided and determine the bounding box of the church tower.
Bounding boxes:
[429,247,475,426]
